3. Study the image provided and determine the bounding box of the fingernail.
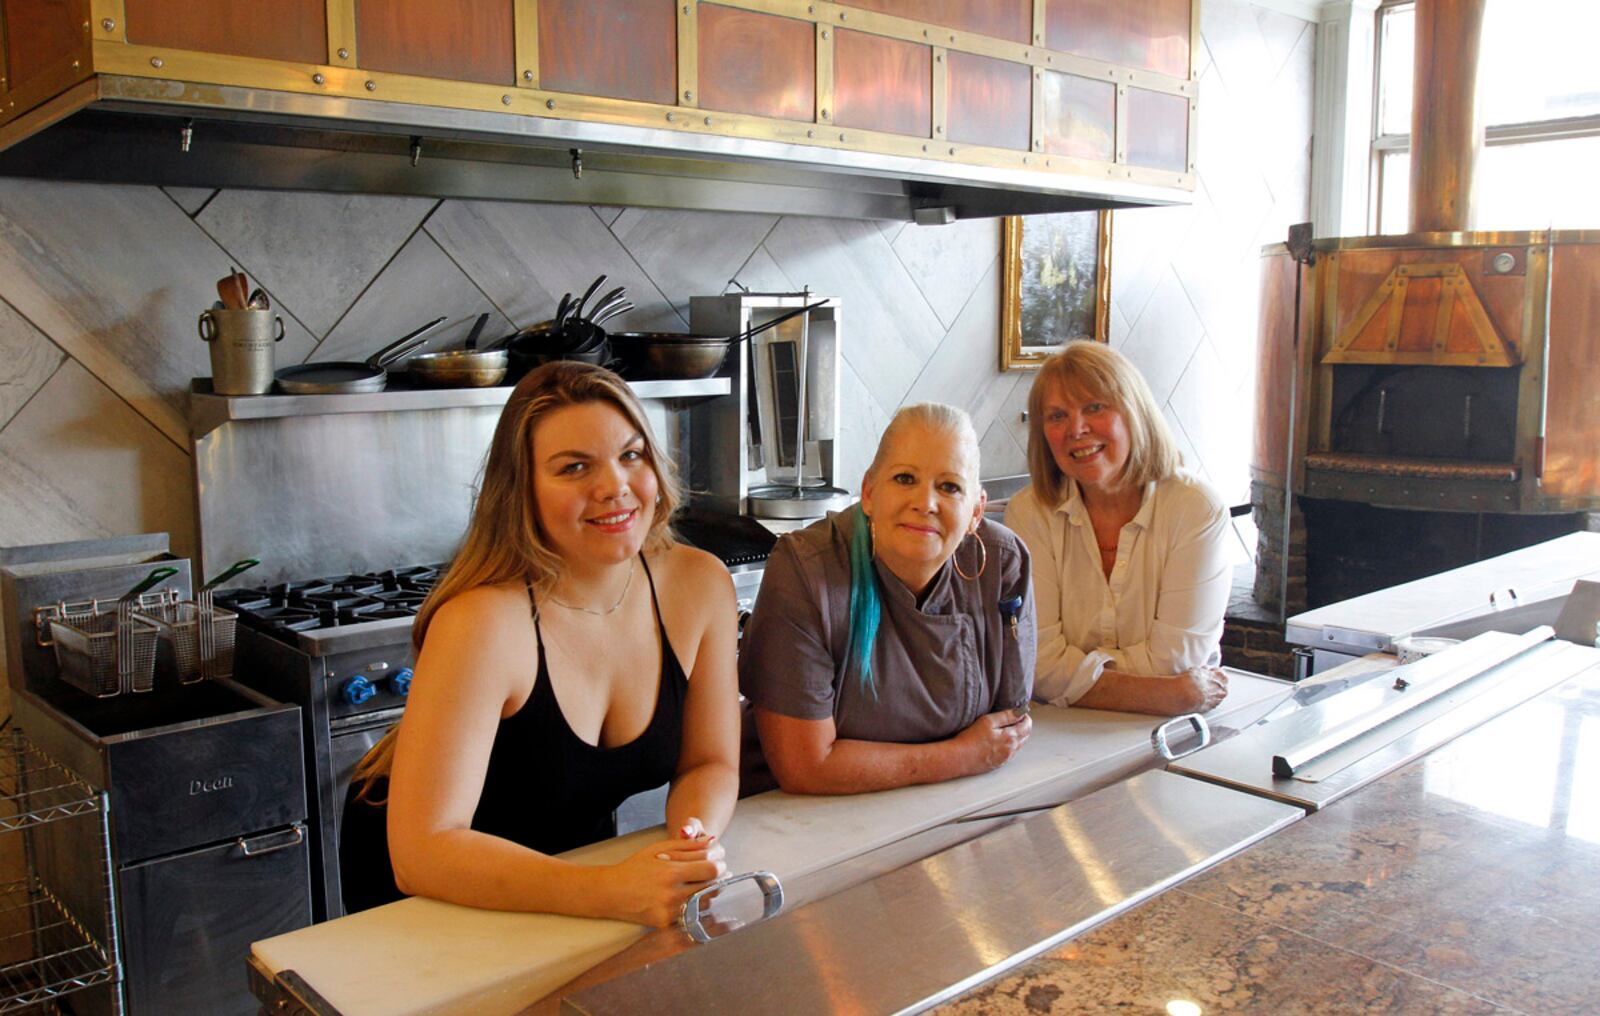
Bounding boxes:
[656,853,671,861]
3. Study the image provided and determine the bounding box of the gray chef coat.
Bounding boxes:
[739,508,1036,744]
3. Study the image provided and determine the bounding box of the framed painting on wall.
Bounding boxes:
[999,210,1112,370]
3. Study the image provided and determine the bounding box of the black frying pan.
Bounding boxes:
[275,317,445,394]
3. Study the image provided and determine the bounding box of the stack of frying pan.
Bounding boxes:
[505,275,633,383]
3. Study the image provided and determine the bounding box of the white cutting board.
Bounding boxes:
[252,673,1288,1015]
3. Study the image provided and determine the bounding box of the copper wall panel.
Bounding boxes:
[946,51,1030,151]
[1039,70,1114,161]
[1046,0,1191,79]
[356,0,514,86]
[1124,86,1186,172]
[124,0,326,66]
[841,0,1030,45]
[1543,243,1600,498]
[1252,251,1301,479]
[539,0,675,104]
[833,29,929,137]
[698,5,814,122]
[4,0,84,87]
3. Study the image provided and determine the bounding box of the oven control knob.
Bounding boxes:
[389,669,414,698]
[340,676,377,706]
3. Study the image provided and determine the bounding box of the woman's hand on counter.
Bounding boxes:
[595,834,728,928]
[1180,666,1228,712]
[954,708,1033,775]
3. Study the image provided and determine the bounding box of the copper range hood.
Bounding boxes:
[1253,1,1600,520]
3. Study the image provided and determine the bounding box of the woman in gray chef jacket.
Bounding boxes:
[739,403,1037,795]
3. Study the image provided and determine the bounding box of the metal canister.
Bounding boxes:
[199,308,284,395]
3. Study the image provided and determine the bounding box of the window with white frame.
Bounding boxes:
[1371,0,1600,233]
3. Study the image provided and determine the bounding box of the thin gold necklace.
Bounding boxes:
[547,558,636,616]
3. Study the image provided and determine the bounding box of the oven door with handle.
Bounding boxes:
[327,707,404,916]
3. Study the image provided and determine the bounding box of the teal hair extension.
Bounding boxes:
[845,503,882,699]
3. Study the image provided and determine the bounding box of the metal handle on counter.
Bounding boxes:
[238,823,305,858]
[1151,713,1211,761]
[680,869,784,944]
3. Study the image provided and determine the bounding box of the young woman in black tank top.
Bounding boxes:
[342,363,740,927]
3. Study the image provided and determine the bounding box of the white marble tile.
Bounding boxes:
[163,187,217,216]
[592,206,626,227]
[876,220,909,246]
[0,360,196,557]
[835,359,892,494]
[727,245,798,298]
[1168,336,1252,505]
[425,200,684,332]
[610,208,778,320]
[1162,402,1210,484]
[1256,6,1314,78]
[763,216,947,413]
[978,416,1028,482]
[891,217,999,330]
[1109,297,1133,348]
[1110,203,1195,335]
[1118,268,1206,406]
[314,231,514,364]
[1201,0,1274,99]
[0,297,64,430]
[1002,368,1036,457]
[904,255,1002,414]
[197,189,435,337]
[0,179,303,443]
[970,371,1028,447]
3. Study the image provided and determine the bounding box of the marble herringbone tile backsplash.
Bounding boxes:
[0,0,1313,595]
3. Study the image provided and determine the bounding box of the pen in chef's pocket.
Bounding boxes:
[999,595,1024,639]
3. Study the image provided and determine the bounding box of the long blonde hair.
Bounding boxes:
[351,361,682,800]
[1025,340,1180,506]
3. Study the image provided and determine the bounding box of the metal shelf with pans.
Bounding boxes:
[0,731,121,1013]
[188,376,732,439]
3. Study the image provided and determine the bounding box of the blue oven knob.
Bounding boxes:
[340,676,377,706]
[389,668,414,698]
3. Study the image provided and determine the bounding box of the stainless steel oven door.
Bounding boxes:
[328,706,404,864]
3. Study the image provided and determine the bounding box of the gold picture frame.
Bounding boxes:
[1000,210,1113,370]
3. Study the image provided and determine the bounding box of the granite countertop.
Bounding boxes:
[939,665,1600,1015]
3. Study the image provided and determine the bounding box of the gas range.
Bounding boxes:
[222,566,443,922]
[217,566,442,643]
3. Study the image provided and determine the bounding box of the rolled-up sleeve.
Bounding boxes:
[737,537,841,720]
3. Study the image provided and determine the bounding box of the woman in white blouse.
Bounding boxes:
[1004,341,1230,716]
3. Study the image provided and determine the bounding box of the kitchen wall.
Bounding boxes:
[0,0,1314,688]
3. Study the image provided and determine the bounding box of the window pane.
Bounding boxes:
[1480,2,1600,125]
[1377,150,1409,234]
[1377,5,1414,136]
[1476,137,1600,229]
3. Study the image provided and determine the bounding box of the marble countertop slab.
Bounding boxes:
[939,663,1600,1015]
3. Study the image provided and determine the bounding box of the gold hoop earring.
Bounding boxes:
[953,532,987,581]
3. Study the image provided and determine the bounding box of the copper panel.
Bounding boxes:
[124,0,326,66]
[1046,0,1191,79]
[1329,248,1527,365]
[698,5,814,122]
[841,0,1030,45]
[1544,243,1600,498]
[4,0,84,87]
[1124,86,1187,172]
[539,0,675,105]
[1039,70,1114,161]
[1252,251,1301,479]
[946,51,1029,152]
[356,0,514,86]
[833,29,929,137]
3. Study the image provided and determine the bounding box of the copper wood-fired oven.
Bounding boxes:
[1254,231,1600,516]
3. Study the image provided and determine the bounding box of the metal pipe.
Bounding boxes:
[1408,0,1488,232]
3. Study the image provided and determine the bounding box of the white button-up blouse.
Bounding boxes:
[1003,472,1231,706]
